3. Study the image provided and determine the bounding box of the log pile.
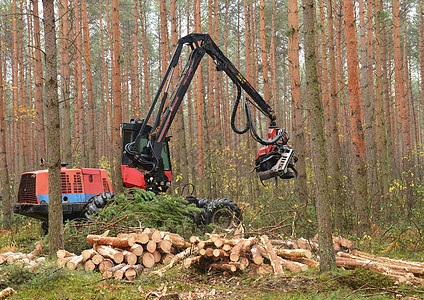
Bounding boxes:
[51,229,424,283]
[56,228,187,280]
[0,251,46,271]
[165,234,316,276]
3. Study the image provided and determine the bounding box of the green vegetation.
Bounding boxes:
[2,193,424,299]
[1,261,423,299]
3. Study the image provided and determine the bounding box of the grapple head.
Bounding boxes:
[254,128,297,182]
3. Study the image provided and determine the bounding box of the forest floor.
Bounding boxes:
[2,260,424,300]
[2,220,424,299]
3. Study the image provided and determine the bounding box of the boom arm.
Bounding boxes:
[124,33,296,189]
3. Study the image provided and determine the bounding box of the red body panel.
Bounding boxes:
[17,166,114,204]
[121,165,172,189]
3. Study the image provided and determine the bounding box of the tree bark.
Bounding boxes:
[326,0,343,234]
[58,0,72,167]
[288,0,308,206]
[43,0,64,255]
[343,0,369,236]
[81,0,96,167]
[111,0,123,194]
[302,0,336,272]
[0,32,12,230]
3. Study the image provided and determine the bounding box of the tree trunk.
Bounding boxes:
[302,0,336,272]
[111,0,123,194]
[326,0,343,234]
[58,0,72,167]
[343,0,369,236]
[288,0,308,206]
[43,0,64,255]
[194,0,205,182]
[374,0,390,219]
[0,32,12,230]
[81,0,96,167]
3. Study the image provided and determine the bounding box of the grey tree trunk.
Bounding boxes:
[43,0,64,255]
[302,0,336,272]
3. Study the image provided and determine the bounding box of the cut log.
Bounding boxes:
[98,259,114,273]
[230,237,258,262]
[145,240,157,253]
[250,245,264,265]
[337,252,424,275]
[162,254,175,265]
[197,240,214,249]
[114,265,134,280]
[148,231,162,243]
[122,250,137,265]
[164,232,191,249]
[128,244,144,256]
[261,235,284,274]
[183,256,202,268]
[209,263,237,273]
[213,249,229,258]
[351,249,424,269]
[229,261,246,271]
[57,249,75,259]
[189,236,201,244]
[66,255,84,270]
[214,238,224,248]
[153,251,162,263]
[277,256,308,272]
[57,256,77,267]
[333,236,353,249]
[153,247,194,276]
[205,248,215,257]
[222,244,232,252]
[92,254,104,265]
[132,233,150,244]
[274,248,312,260]
[124,266,138,280]
[157,240,172,253]
[94,245,124,263]
[142,252,155,268]
[81,249,97,262]
[102,263,126,279]
[87,234,135,248]
[84,260,96,272]
[290,257,320,269]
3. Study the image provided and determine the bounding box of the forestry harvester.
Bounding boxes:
[13,33,297,230]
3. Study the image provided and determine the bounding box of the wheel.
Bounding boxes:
[83,192,114,220]
[41,221,48,236]
[204,199,242,229]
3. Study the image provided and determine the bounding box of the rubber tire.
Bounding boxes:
[83,192,115,220]
[41,221,48,236]
[204,198,242,229]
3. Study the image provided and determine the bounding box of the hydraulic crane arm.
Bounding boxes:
[124,33,296,188]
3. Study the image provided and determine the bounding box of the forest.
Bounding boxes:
[0,0,424,298]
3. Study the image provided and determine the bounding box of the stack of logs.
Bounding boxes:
[56,228,188,280]
[0,241,45,271]
[53,230,424,283]
[176,234,318,276]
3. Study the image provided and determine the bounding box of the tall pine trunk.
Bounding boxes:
[111,0,123,193]
[303,0,335,272]
[43,0,64,255]
[343,0,369,236]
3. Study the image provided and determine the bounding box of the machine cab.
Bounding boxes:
[120,119,172,191]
